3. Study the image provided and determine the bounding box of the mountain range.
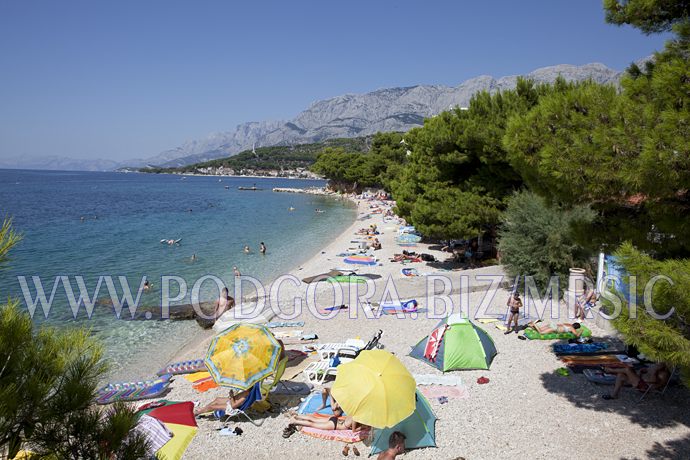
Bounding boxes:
[2,62,625,171]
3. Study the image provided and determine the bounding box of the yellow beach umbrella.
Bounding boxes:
[331,349,416,428]
[204,323,281,390]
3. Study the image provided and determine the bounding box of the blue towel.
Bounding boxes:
[238,382,262,412]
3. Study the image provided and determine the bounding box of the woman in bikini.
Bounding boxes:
[528,320,583,337]
[283,389,365,438]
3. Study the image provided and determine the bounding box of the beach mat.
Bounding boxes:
[552,342,609,355]
[157,359,205,376]
[419,384,469,400]
[414,374,462,386]
[96,375,171,404]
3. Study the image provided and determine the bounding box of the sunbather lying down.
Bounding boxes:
[282,388,367,438]
[528,320,583,337]
[194,388,251,415]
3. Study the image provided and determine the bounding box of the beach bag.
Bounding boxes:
[420,253,435,262]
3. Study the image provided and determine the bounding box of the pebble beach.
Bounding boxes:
[152,195,690,460]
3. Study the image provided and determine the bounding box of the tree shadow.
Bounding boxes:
[539,370,690,430]
[632,432,690,460]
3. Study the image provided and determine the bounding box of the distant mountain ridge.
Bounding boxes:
[143,62,621,168]
[0,61,625,171]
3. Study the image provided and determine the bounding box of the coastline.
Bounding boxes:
[164,194,362,364]
[127,192,690,460]
[119,190,361,380]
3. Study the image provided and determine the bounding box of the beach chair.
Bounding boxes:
[303,330,383,385]
[638,366,679,402]
[223,356,288,426]
[313,338,366,360]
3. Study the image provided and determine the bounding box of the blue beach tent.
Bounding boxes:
[369,390,437,456]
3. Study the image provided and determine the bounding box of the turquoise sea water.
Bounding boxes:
[0,169,355,375]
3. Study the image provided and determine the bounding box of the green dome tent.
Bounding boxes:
[370,390,436,455]
[409,314,497,371]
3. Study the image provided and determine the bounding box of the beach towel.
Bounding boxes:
[424,324,448,362]
[301,424,371,444]
[559,354,636,366]
[413,374,463,386]
[133,414,173,457]
[552,342,609,355]
[274,330,303,339]
[266,321,305,328]
[183,372,211,383]
[269,381,313,395]
[418,384,470,400]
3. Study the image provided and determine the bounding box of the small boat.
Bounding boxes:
[238,186,263,191]
[224,185,229,189]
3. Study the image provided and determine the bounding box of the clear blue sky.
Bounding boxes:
[0,0,670,161]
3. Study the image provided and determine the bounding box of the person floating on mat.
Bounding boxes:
[377,431,407,460]
[602,363,670,400]
[528,320,583,338]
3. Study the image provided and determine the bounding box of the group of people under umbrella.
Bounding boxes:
[194,322,437,457]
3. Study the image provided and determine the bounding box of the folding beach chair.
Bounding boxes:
[638,366,679,402]
[224,356,288,426]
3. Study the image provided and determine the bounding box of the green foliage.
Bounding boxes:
[0,218,22,268]
[389,79,548,239]
[606,243,690,385]
[144,137,371,174]
[0,221,147,459]
[498,191,595,292]
[0,302,149,459]
[603,0,690,34]
[504,30,690,256]
[311,132,408,191]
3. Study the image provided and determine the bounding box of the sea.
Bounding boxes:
[0,169,356,377]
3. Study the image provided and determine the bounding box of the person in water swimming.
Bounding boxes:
[244,245,251,254]
[143,280,151,291]
[190,253,197,262]
[259,242,266,254]
[233,266,241,277]
[214,287,235,318]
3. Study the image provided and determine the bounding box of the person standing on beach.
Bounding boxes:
[214,287,235,318]
[505,292,522,334]
[259,242,266,255]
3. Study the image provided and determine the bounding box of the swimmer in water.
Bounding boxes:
[259,242,266,255]
[191,253,197,262]
[233,266,241,277]
[244,245,251,254]
[143,280,151,290]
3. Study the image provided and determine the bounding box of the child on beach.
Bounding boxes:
[505,291,521,334]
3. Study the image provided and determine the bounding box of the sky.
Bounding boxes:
[0,0,671,162]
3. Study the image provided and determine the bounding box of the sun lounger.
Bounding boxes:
[303,331,383,384]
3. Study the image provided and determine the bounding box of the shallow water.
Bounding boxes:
[0,169,355,375]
